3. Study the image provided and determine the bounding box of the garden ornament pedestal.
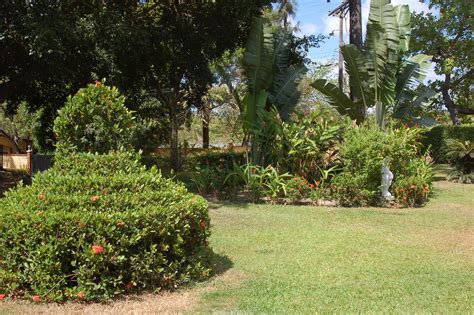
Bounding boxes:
[381,159,394,200]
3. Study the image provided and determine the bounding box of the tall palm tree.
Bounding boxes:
[277,0,297,30]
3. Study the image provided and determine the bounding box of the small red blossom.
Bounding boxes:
[199,220,206,229]
[32,295,41,302]
[77,291,85,300]
[309,184,315,189]
[90,195,100,203]
[125,282,134,290]
[405,122,410,129]
[0,294,5,300]
[92,245,104,255]
[95,81,102,87]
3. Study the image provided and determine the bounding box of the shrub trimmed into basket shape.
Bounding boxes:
[0,152,210,301]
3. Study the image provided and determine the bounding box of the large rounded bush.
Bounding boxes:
[0,152,210,301]
[53,81,135,154]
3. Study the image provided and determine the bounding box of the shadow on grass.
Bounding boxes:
[206,250,233,277]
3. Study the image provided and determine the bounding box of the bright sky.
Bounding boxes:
[294,0,434,64]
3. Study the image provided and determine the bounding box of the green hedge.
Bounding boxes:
[421,125,474,163]
[0,152,210,302]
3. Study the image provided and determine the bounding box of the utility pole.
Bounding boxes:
[329,1,349,92]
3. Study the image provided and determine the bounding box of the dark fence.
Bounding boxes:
[32,154,53,174]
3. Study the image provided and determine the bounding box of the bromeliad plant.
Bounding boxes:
[242,17,307,165]
[312,0,433,127]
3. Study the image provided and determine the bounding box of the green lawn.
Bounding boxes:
[197,180,474,313]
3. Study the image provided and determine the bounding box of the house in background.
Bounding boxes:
[0,128,32,154]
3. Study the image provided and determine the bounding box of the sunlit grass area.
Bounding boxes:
[198,180,474,313]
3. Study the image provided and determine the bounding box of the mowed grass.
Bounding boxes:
[198,180,474,313]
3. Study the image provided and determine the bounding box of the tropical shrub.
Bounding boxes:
[445,138,473,183]
[285,176,313,202]
[393,176,431,207]
[0,152,210,302]
[53,81,135,154]
[278,110,341,180]
[242,17,307,165]
[331,124,433,207]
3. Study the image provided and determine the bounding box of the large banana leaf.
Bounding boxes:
[242,17,274,95]
[395,5,411,52]
[341,45,372,110]
[395,54,432,103]
[269,64,307,121]
[312,79,363,122]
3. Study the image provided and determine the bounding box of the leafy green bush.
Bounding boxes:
[331,124,433,207]
[53,81,135,154]
[421,125,474,162]
[278,111,341,180]
[0,152,210,302]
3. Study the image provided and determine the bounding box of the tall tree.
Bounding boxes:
[143,0,271,170]
[409,0,473,125]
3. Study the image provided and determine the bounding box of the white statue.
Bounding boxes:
[381,158,394,200]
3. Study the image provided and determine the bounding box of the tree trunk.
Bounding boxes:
[442,73,461,125]
[202,102,210,149]
[169,99,180,171]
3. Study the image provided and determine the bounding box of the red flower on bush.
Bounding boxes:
[92,245,104,255]
[95,81,102,87]
[77,291,85,300]
[0,293,5,300]
[90,195,100,203]
[309,184,315,189]
[32,295,41,302]
[125,282,134,290]
[405,122,410,129]
[199,220,206,229]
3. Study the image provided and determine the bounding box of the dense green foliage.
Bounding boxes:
[331,125,433,207]
[53,82,134,154]
[0,152,210,301]
[421,125,474,163]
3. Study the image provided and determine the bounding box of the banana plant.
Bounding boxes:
[242,17,307,165]
[312,0,433,128]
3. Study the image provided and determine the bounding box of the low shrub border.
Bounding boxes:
[0,152,211,302]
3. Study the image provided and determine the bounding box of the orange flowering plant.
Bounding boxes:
[0,152,211,302]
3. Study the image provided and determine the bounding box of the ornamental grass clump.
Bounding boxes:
[0,152,211,302]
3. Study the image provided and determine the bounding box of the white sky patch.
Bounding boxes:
[299,22,320,36]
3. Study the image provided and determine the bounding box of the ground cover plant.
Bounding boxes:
[0,152,211,302]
